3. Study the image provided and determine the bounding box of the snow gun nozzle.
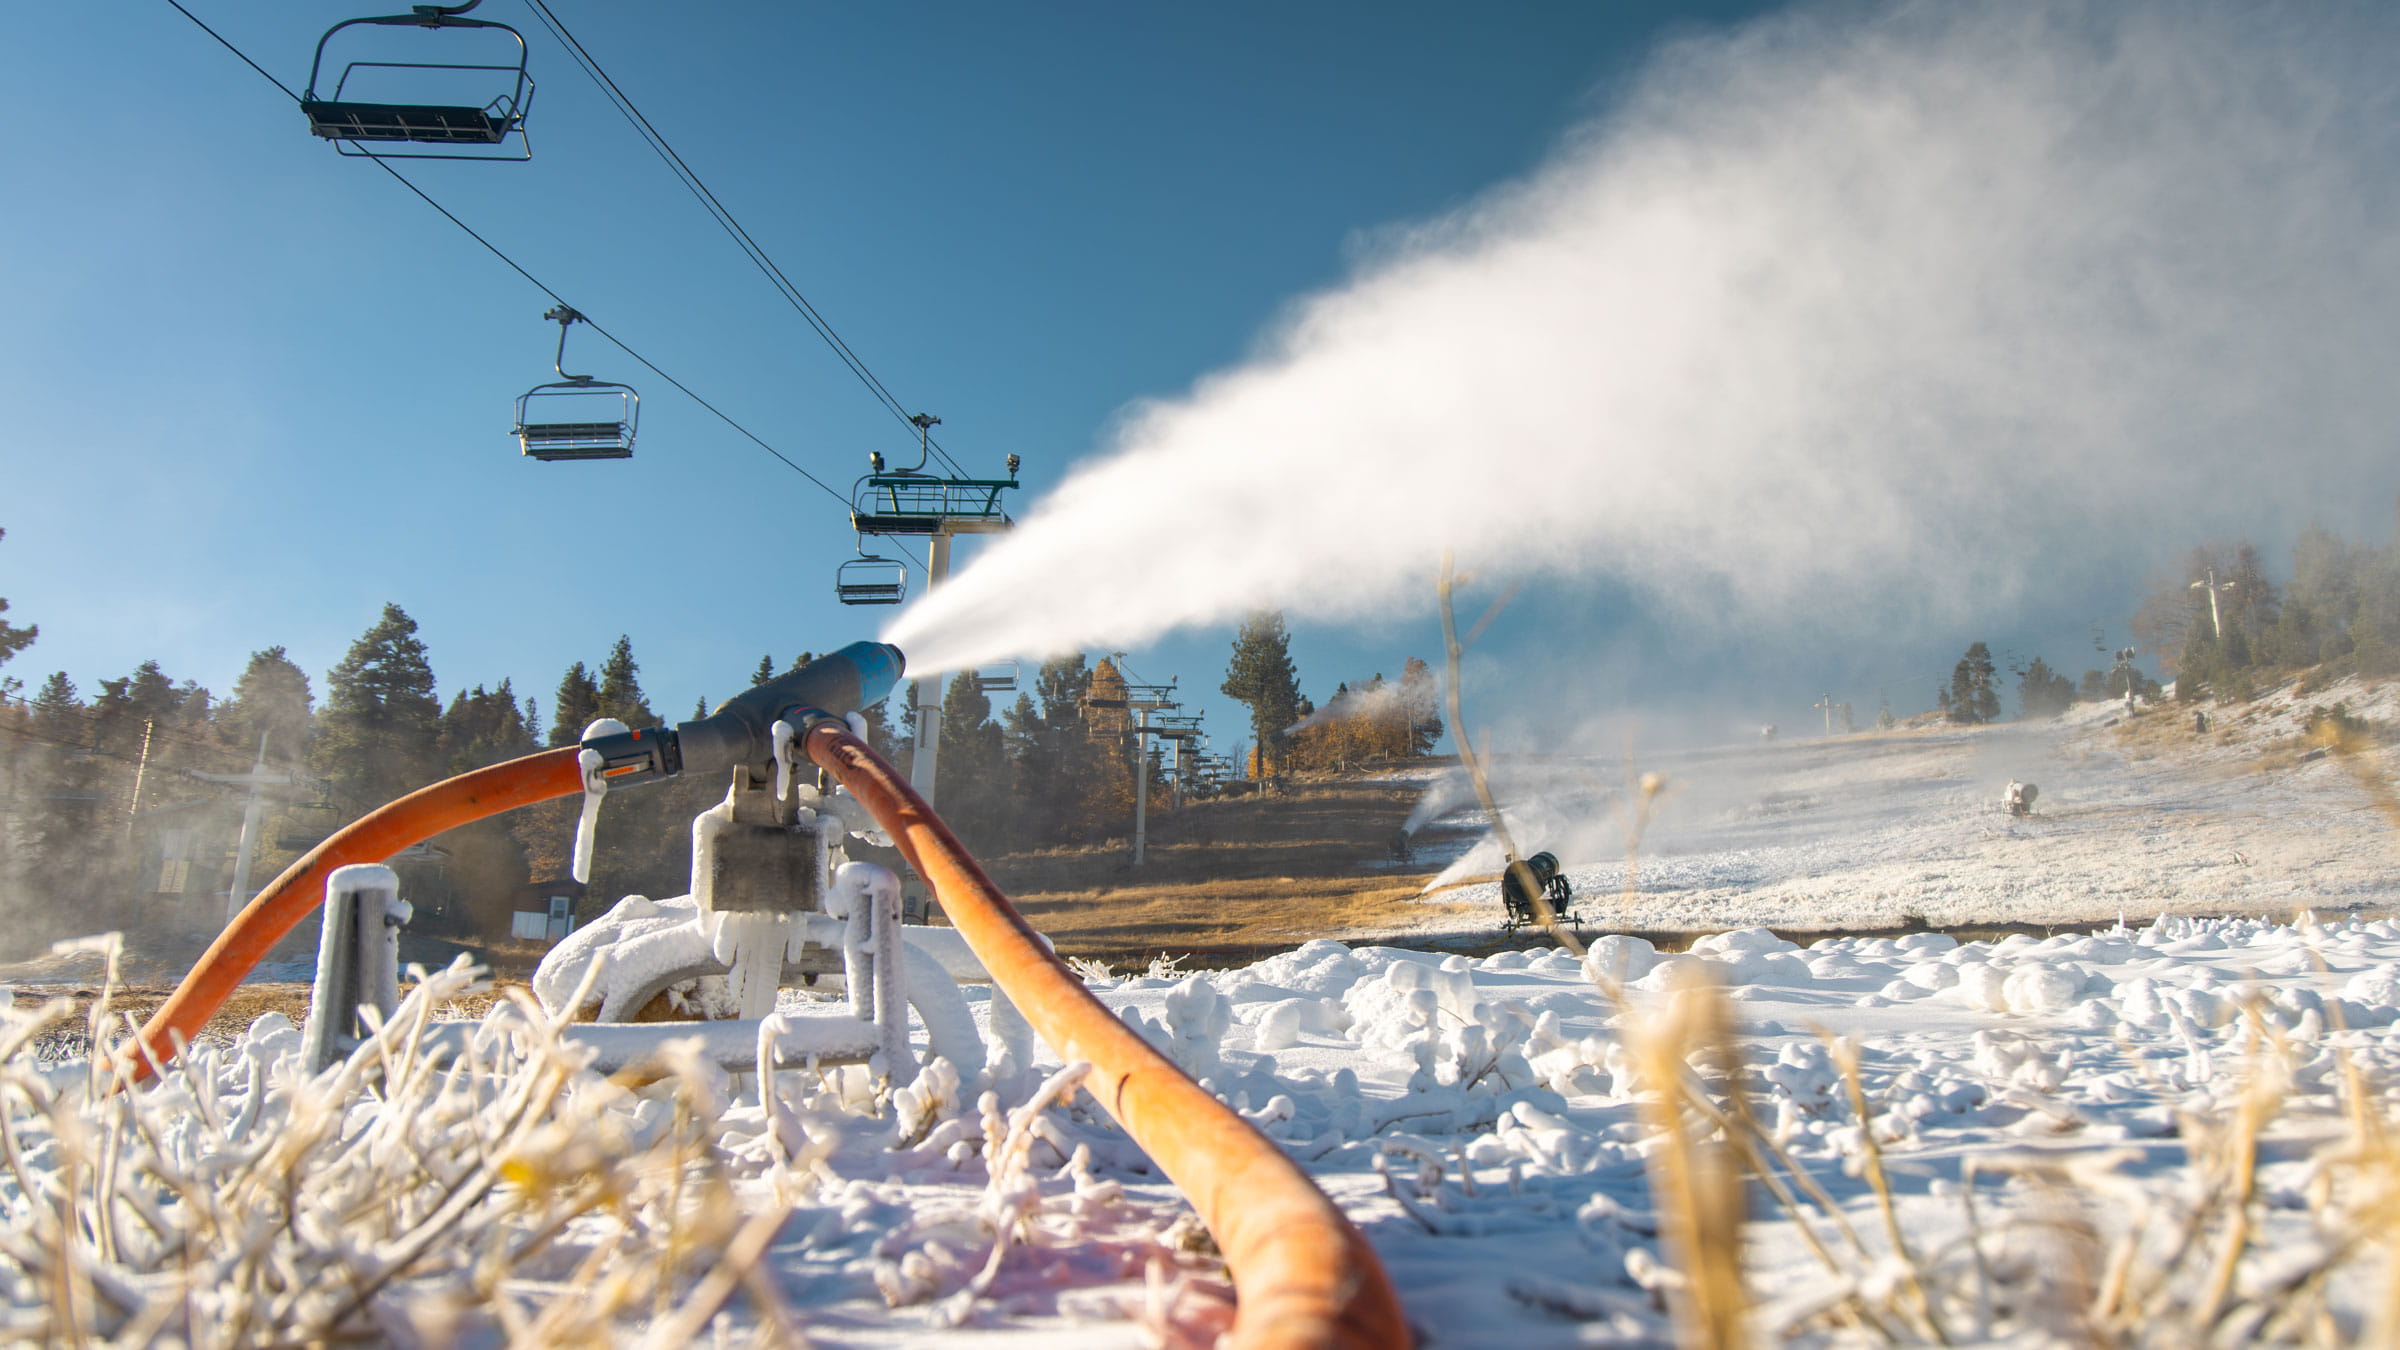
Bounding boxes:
[577,641,905,788]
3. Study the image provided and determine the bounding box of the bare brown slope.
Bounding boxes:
[976,774,1479,964]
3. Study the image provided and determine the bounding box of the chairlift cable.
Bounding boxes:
[360,158,865,520]
[0,701,281,770]
[157,0,924,571]
[520,0,972,479]
[164,0,302,101]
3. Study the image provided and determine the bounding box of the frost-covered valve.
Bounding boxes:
[692,765,825,916]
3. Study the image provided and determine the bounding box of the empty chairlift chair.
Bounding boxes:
[836,554,908,606]
[974,661,1018,694]
[300,1,534,160]
[515,306,639,461]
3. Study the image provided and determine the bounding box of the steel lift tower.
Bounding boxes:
[846,415,1019,812]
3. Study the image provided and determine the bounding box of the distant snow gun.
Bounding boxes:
[122,638,1405,1348]
[1500,849,1575,933]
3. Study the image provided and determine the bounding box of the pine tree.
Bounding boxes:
[1221,611,1302,778]
[5,671,115,947]
[1010,655,1095,844]
[2015,657,2076,719]
[1066,658,1138,840]
[91,660,187,760]
[438,681,539,775]
[1358,675,1402,762]
[1036,654,1093,728]
[218,646,315,764]
[1946,642,1999,725]
[857,694,901,762]
[594,635,655,729]
[427,680,540,935]
[547,662,601,747]
[891,681,920,779]
[2225,542,2280,655]
[937,671,1005,846]
[315,604,442,816]
[1001,691,1043,820]
[2285,526,2360,664]
[752,654,776,687]
[29,671,81,740]
[1399,656,1443,755]
[0,528,34,676]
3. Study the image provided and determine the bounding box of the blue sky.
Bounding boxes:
[9,1,2368,765]
[1,0,1792,751]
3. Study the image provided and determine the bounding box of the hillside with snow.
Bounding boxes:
[1405,678,2400,940]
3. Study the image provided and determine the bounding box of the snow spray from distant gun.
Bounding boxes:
[884,0,2400,675]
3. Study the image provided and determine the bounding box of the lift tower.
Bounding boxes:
[1086,680,1189,865]
[847,416,1019,812]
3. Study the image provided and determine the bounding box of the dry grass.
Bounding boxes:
[2111,703,2219,762]
[0,947,803,1346]
[975,776,1475,962]
[9,980,526,1065]
[1613,960,2400,1347]
[1009,873,1476,966]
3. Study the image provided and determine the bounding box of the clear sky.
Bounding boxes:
[1,0,1788,751]
[8,1,2389,764]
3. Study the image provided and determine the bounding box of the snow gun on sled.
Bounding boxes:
[124,641,1406,1349]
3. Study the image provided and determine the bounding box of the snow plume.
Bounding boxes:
[884,0,2400,676]
[1283,679,1414,738]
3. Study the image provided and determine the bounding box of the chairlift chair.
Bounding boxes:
[973,661,1018,694]
[301,1,534,160]
[836,554,908,606]
[515,306,638,461]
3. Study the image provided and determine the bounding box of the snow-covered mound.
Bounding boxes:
[14,910,2400,1344]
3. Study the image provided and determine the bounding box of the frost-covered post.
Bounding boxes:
[304,864,410,1072]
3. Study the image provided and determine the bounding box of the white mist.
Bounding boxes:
[887,1,2400,675]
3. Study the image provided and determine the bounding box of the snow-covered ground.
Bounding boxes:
[10,685,2400,1344]
[1404,680,2400,937]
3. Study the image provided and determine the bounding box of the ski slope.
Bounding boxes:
[1406,680,2400,937]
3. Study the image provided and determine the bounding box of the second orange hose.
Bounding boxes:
[805,719,1409,1349]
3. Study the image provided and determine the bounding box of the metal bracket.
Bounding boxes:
[694,766,825,914]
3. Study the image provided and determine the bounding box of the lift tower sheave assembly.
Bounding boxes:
[845,417,1020,817]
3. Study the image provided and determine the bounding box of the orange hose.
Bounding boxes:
[129,725,1411,1345]
[125,746,588,1081]
[805,720,1409,1350]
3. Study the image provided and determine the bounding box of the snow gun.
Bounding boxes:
[126,634,1407,1348]
[575,639,904,789]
